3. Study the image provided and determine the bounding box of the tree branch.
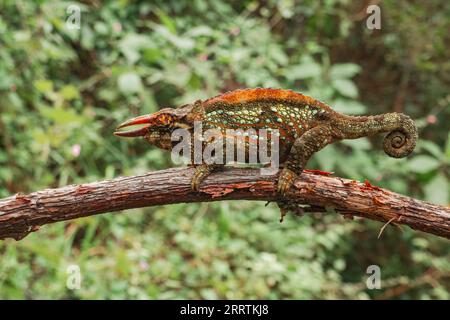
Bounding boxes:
[0,167,449,240]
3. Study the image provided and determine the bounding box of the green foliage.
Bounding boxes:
[0,0,449,299]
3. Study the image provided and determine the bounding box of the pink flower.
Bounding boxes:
[198,54,208,62]
[426,115,437,124]
[113,22,122,33]
[139,260,149,271]
[71,144,81,157]
[230,27,240,36]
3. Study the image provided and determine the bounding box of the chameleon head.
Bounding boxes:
[114,106,194,150]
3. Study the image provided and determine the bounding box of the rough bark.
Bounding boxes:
[0,167,449,240]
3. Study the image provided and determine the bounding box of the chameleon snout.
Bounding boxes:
[114,114,158,137]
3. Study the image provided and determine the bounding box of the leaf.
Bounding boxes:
[200,289,218,300]
[445,132,450,160]
[119,34,151,64]
[332,79,358,98]
[424,174,449,205]
[163,64,191,88]
[13,30,31,42]
[278,0,295,18]
[333,99,367,115]
[155,9,177,34]
[142,48,163,64]
[407,155,441,173]
[341,138,371,150]
[418,140,443,159]
[287,63,321,80]
[330,63,361,79]
[60,85,80,100]
[34,80,53,93]
[186,26,214,37]
[39,105,85,125]
[152,25,195,50]
[315,144,338,172]
[81,25,95,50]
[94,22,109,35]
[117,72,142,94]
[269,46,288,66]
[0,70,13,90]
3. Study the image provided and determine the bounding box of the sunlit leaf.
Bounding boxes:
[186,26,214,37]
[332,79,358,98]
[34,80,53,93]
[407,155,441,173]
[119,33,152,64]
[424,174,449,205]
[60,85,80,101]
[330,63,361,79]
[333,99,367,115]
[287,63,321,80]
[117,72,142,94]
[155,9,177,34]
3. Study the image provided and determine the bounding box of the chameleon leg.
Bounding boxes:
[191,164,223,192]
[278,125,334,196]
[190,131,226,191]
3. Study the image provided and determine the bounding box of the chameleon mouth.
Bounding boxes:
[114,114,155,137]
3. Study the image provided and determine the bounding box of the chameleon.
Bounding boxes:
[114,88,418,197]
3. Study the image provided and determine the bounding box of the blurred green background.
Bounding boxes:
[0,0,449,299]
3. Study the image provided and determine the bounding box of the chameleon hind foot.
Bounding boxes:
[191,164,221,192]
[277,168,298,196]
[276,199,306,223]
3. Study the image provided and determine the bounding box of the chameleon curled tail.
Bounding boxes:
[382,114,418,158]
[334,112,418,159]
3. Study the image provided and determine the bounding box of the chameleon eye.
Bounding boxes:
[157,114,174,126]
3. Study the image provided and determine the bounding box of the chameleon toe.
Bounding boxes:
[277,168,296,196]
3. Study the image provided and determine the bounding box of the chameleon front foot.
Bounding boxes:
[277,168,305,222]
[277,168,297,196]
[191,164,221,192]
